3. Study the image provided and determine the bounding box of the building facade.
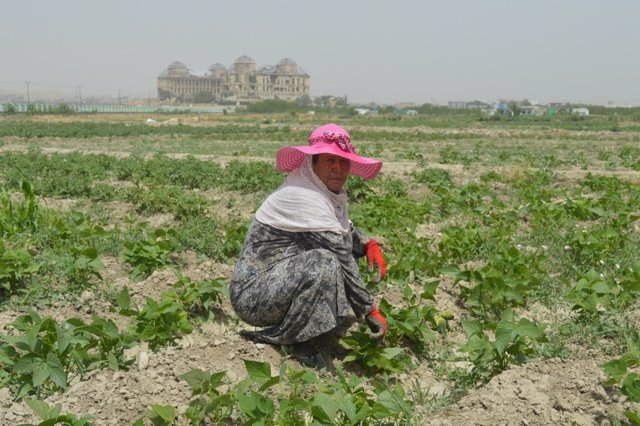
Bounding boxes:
[157,56,310,102]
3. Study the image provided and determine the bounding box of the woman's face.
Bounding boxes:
[312,154,351,193]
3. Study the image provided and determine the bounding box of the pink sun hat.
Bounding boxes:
[275,123,382,179]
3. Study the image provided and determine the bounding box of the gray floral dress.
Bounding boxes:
[229,220,374,345]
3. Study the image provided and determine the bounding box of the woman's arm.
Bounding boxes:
[350,222,369,258]
[304,230,374,317]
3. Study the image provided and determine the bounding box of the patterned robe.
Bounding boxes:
[229,220,374,345]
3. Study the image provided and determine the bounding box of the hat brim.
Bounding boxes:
[276,142,382,180]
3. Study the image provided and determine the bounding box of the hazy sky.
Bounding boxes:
[2,0,639,105]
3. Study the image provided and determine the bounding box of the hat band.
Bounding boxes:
[309,131,355,153]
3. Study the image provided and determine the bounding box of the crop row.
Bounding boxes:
[3,117,640,141]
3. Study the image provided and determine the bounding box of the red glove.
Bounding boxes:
[366,304,387,339]
[365,240,386,282]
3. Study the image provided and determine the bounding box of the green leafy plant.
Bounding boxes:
[0,311,70,399]
[0,311,135,400]
[340,330,412,374]
[172,273,228,318]
[460,310,547,384]
[411,167,452,188]
[565,269,617,317]
[563,196,607,221]
[122,228,177,278]
[235,360,280,422]
[173,214,224,259]
[385,232,442,282]
[445,244,545,319]
[221,220,250,260]
[313,366,414,424]
[566,224,628,269]
[438,146,479,165]
[222,160,284,194]
[0,243,39,297]
[133,405,177,426]
[63,210,109,243]
[179,369,236,424]
[114,274,227,352]
[115,287,193,351]
[377,281,445,354]
[279,367,321,424]
[123,185,208,220]
[305,364,415,424]
[19,398,95,426]
[602,343,640,424]
[438,223,484,264]
[65,246,104,289]
[618,262,640,308]
[1,181,39,237]
[63,316,136,372]
[347,175,376,201]
[349,193,431,236]
[179,360,417,425]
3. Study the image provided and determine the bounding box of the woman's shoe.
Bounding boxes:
[288,342,327,370]
[240,329,269,344]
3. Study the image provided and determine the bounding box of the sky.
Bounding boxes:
[1,0,639,106]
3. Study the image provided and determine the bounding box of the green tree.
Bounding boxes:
[3,103,16,114]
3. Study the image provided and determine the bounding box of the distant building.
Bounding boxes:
[448,100,490,110]
[448,101,467,109]
[157,56,310,102]
[571,107,590,116]
[466,100,490,110]
[396,108,418,116]
[395,102,417,109]
[519,105,544,116]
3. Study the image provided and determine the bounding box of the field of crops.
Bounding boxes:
[1,111,639,425]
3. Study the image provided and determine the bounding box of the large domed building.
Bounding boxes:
[157,56,310,102]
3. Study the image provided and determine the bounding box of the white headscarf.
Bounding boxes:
[255,156,350,235]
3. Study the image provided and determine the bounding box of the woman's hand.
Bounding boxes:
[366,304,387,339]
[365,239,386,282]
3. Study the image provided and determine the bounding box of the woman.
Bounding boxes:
[229,123,387,368]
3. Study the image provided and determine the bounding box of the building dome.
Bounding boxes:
[167,61,188,70]
[233,55,256,75]
[277,57,297,66]
[165,61,190,77]
[208,62,227,78]
[276,57,299,75]
[234,55,255,64]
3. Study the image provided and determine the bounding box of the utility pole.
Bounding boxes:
[118,89,121,105]
[77,86,82,103]
[25,81,31,104]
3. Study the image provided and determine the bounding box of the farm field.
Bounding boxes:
[1,111,639,425]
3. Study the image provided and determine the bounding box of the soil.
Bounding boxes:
[426,355,628,426]
[1,129,639,425]
[1,250,635,426]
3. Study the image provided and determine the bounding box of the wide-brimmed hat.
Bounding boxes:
[275,123,382,179]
